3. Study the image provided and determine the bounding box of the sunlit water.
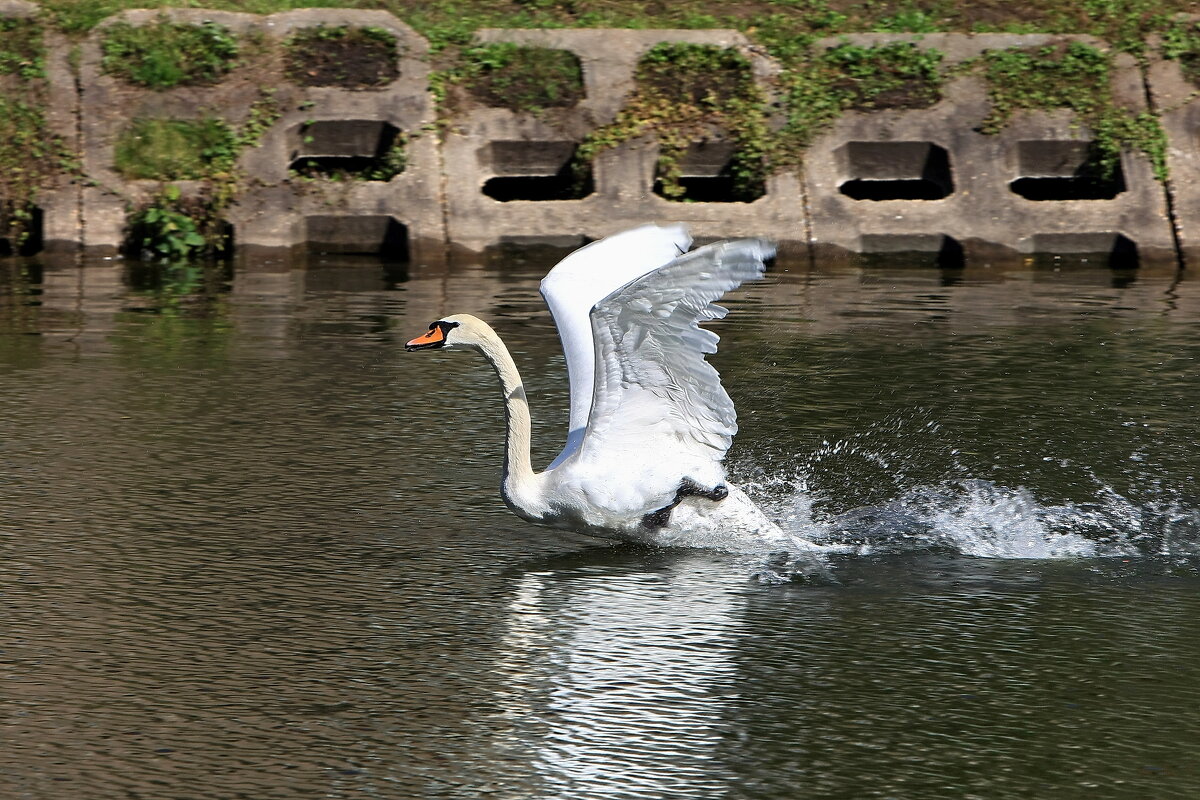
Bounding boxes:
[3,250,1200,798]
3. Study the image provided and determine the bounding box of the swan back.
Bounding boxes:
[540,224,691,468]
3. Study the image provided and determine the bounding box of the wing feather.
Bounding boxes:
[539,224,691,468]
[576,238,774,480]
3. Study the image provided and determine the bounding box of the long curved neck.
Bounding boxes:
[473,326,537,498]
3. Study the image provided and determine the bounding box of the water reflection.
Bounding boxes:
[492,550,747,799]
[3,247,1200,800]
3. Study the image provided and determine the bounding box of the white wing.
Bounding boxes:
[540,224,692,468]
[574,238,774,488]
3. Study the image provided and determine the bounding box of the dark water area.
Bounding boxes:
[2,249,1200,799]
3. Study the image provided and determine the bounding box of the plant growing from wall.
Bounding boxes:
[977,41,1167,181]
[285,25,399,88]
[114,117,237,180]
[577,43,769,201]
[120,91,282,259]
[459,43,584,112]
[127,185,209,261]
[775,41,945,165]
[0,17,74,251]
[101,17,239,89]
[1161,18,1200,87]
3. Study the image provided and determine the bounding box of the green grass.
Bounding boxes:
[101,17,239,89]
[114,117,237,180]
[457,43,584,112]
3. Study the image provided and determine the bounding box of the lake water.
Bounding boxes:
[3,248,1200,799]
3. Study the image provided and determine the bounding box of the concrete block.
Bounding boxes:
[0,1,81,255]
[78,8,444,260]
[1146,25,1200,267]
[803,33,1177,269]
[443,29,806,252]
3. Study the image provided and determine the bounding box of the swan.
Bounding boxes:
[406,224,797,550]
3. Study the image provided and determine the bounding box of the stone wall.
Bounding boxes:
[5,4,1199,269]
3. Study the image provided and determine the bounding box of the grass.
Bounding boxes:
[114,117,238,180]
[101,16,239,89]
[457,43,584,112]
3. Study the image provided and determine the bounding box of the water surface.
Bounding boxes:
[2,250,1199,799]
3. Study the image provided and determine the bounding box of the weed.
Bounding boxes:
[578,43,769,201]
[775,41,944,164]
[101,17,239,89]
[0,98,74,249]
[459,43,584,113]
[1161,19,1200,86]
[285,25,398,88]
[114,117,237,180]
[977,42,1167,180]
[128,185,210,261]
[0,18,46,79]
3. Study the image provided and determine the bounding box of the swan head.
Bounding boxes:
[405,313,488,352]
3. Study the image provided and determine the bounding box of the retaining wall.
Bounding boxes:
[3,5,1199,269]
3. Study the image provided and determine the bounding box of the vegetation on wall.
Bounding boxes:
[101,17,239,89]
[977,41,1167,181]
[123,92,281,261]
[285,25,398,87]
[1161,18,1200,87]
[577,43,769,201]
[0,16,74,252]
[458,43,584,112]
[775,41,944,165]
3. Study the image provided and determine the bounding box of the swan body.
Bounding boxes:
[407,225,791,549]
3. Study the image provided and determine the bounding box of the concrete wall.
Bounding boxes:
[3,5,1198,269]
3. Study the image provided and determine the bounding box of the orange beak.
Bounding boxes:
[405,325,447,351]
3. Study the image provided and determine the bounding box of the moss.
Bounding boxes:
[101,17,239,90]
[462,43,584,112]
[284,25,398,88]
[114,117,237,180]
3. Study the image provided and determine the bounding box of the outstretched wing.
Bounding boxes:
[540,224,692,468]
[573,238,774,484]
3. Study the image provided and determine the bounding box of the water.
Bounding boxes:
[2,250,1200,799]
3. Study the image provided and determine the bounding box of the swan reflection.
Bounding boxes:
[490,551,748,799]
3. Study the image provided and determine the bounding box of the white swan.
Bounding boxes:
[406,224,792,549]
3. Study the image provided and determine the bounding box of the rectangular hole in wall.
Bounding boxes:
[838,141,954,200]
[654,140,765,203]
[305,215,409,257]
[482,141,593,201]
[1010,141,1125,200]
[289,121,404,180]
[858,233,965,269]
[1030,232,1138,269]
